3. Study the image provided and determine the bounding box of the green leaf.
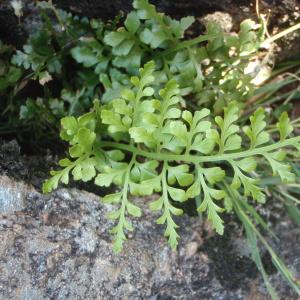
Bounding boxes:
[276,112,293,141]
[77,127,96,152]
[112,99,132,115]
[101,109,130,133]
[169,120,188,145]
[141,176,162,193]
[104,28,144,70]
[106,150,125,162]
[149,196,163,211]
[61,116,78,139]
[167,165,194,187]
[125,12,141,34]
[204,167,225,184]
[236,157,257,173]
[231,165,265,203]
[104,31,126,47]
[215,102,241,152]
[95,163,127,187]
[129,181,154,195]
[179,16,195,34]
[71,45,99,67]
[129,127,154,144]
[155,192,182,249]
[131,160,158,182]
[243,108,270,148]
[198,189,225,235]
[43,167,72,193]
[43,174,60,193]
[197,173,225,234]
[102,192,122,204]
[190,135,215,154]
[59,158,72,167]
[182,110,193,125]
[140,28,168,48]
[72,157,96,182]
[265,153,295,183]
[168,186,186,202]
[127,201,142,217]
[186,180,201,199]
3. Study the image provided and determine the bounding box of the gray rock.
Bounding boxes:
[199,12,233,33]
[0,176,34,213]
[0,175,299,299]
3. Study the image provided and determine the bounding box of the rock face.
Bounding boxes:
[0,171,299,299]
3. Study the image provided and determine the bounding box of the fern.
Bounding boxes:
[43,61,300,252]
[34,1,300,297]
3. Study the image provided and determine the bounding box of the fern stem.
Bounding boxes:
[100,136,300,164]
[161,161,170,216]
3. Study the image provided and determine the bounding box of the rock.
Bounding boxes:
[0,139,57,189]
[0,174,299,299]
[199,12,233,33]
[0,175,34,213]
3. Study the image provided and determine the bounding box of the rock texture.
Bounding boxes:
[0,176,34,213]
[0,171,299,299]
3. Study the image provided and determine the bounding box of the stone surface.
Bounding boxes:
[0,175,36,213]
[0,173,299,299]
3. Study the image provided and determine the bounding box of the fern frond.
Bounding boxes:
[44,61,300,252]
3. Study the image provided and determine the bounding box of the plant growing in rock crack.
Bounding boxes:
[44,60,300,297]
[3,0,300,298]
[43,60,299,244]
